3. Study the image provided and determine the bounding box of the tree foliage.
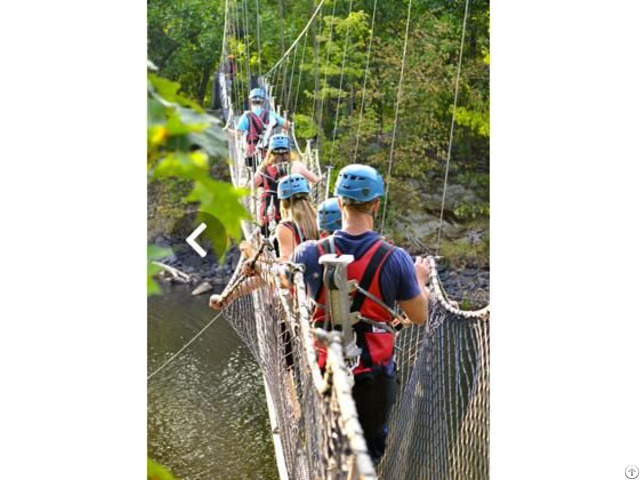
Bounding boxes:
[147,64,250,295]
[148,0,490,242]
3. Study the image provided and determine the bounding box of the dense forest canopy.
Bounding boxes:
[148,0,489,261]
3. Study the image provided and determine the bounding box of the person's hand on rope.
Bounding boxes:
[239,240,254,258]
[414,255,431,286]
[209,294,226,311]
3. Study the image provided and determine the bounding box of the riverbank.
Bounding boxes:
[153,237,489,309]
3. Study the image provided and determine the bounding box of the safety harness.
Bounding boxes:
[258,162,289,226]
[312,236,399,376]
[245,110,270,156]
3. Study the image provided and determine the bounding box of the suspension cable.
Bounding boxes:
[242,0,251,86]
[220,0,230,65]
[310,7,323,126]
[353,0,378,162]
[328,0,354,167]
[233,0,245,111]
[317,0,338,142]
[286,40,299,111]
[279,54,290,111]
[147,310,226,381]
[265,0,326,78]
[436,0,471,253]
[380,0,413,235]
[293,28,309,114]
[255,0,261,77]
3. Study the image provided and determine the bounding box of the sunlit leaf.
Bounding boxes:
[152,152,209,181]
[147,458,176,480]
[166,111,207,136]
[186,178,250,246]
[148,73,204,112]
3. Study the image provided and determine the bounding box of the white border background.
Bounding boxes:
[1,0,639,478]
[492,0,640,478]
[1,0,146,478]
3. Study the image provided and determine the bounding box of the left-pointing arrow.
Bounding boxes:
[186,222,208,258]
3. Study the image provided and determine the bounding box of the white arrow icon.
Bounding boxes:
[186,222,207,258]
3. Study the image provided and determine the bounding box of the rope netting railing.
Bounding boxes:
[379,260,490,480]
[214,3,490,478]
[217,239,377,479]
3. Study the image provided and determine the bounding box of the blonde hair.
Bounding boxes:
[281,193,319,241]
[261,149,301,168]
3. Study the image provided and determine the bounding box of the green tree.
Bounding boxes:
[146,63,250,295]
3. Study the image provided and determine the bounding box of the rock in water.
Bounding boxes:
[192,281,214,296]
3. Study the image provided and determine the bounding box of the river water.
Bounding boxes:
[148,287,278,479]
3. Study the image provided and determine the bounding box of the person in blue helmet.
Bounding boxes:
[275,174,319,260]
[253,134,321,237]
[289,164,431,464]
[316,197,342,238]
[234,88,291,169]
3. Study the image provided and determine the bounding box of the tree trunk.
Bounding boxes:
[197,63,213,106]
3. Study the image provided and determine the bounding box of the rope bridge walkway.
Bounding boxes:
[212,1,490,478]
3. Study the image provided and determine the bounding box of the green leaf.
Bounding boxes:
[165,110,207,136]
[147,458,176,480]
[147,98,167,127]
[194,211,228,260]
[188,126,228,158]
[186,178,250,246]
[147,245,171,296]
[152,152,209,182]
[148,74,180,100]
[148,73,204,112]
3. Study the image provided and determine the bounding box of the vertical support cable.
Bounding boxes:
[255,0,261,77]
[328,0,354,167]
[293,29,309,114]
[317,0,339,146]
[436,0,470,253]
[353,0,377,162]
[380,0,413,235]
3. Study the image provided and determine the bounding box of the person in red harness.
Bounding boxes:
[316,197,342,238]
[235,88,290,170]
[275,174,319,259]
[289,164,431,464]
[253,134,320,238]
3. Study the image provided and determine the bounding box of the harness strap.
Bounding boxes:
[354,284,398,320]
[357,315,397,336]
[293,223,305,244]
[247,110,270,142]
[317,236,336,256]
[350,240,394,312]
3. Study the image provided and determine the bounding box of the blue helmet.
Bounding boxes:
[269,134,290,153]
[249,88,265,100]
[334,164,384,202]
[317,197,342,232]
[278,174,310,200]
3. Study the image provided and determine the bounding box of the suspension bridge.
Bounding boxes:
[153,0,490,477]
[213,0,489,478]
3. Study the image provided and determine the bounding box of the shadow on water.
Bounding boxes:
[148,287,278,479]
